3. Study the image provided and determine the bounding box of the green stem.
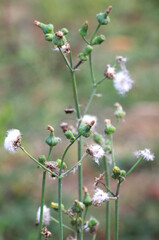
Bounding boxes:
[58,178,63,240]
[38,171,46,240]
[89,53,96,84]
[103,157,110,240]
[51,216,76,233]
[47,146,53,161]
[83,86,96,115]
[59,134,81,175]
[90,23,101,44]
[115,119,120,128]
[20,147,59,178]
[96,76,106,86]
[126,157,143,178]
[78,137,83,240]
[83,207,88,223]
[92,233,97,240]
[115,183,120,240]
[110,134,116,167]
[59,48,72,71]
[71,70,81,119]
[82,36,90,44]
[62,153,87,178]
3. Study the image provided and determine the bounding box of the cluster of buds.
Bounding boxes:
[112,166,126,182]
[78,45,93,61]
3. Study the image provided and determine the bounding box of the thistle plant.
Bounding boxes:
[4,4,155,240]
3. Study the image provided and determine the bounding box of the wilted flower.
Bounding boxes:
[104,64,115,79]
[4,129,22,153]
[92,188,110,206]
[54,42,70,54]
[134,148,154,161]
[82,115,97,128]
[36,205,51,225]
[41,227,52,238]
[86,145,105,164]
[113,70,133,95]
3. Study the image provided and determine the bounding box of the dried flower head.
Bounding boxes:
[82,115,97,128]
[47,125,54,132]
[94,172,105,188]
[86,145,105,164]
[4,129,22,153]
[104,64,115,79]
[36,205,51,225]
[134,148,154,161]
[54,42,71,54]
[41,227,52,238]
[92,188,110,206]
[113,70,133,95]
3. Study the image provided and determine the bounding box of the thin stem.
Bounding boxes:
[20,147,59,178]
[51,216,76,233]
[78,137,83,240]
[103,156,110,240]
[96,76,106,86]
[83,207,88,223]
[59,48,72,71]
[89,53,96,84]
[38,171,46,240]
[115,119,120,128]
[83,86,96,115]
[47,146,53,161]
[92,233,97,240]
[90,23,101,44]
[110,134,116,167]
[58,178,63,240]
[73,60,83,70]
[71,71,81,119]
[126,157,143,178]
[62,153,87,178]
[82,36,90,44]
[59,135,81,175]
[115,183,120,240]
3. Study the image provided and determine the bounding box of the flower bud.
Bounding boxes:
[83,45,93,55]
[96,12,110,25]
[79,21,88,37]
[78,53,88,61]
[104,139,112,153]
[120,170,126,178]
[88,218,99,228]
[34,21,54,34]
[38,155,47,165]
[71,200,85,213]
[51,202,65,211]
[52,31,67,47]
[45,33,54,41]
[112,166,121,179]
[61,28,69,35]
[64,130,75,143]
[45,131,61,147]
[56,159,67,170]
[93,132,103,145]
[104,119,116,135]
[79,121,95,138]
[114,102,126,119]
[92,35,106,45]
[83,186,92,207]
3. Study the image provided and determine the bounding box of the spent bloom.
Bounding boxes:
[86,145,105,164]
[113,70,133,95]
[104,64,115,79]
[4,129,22,153]
[134,148,154,161]
[82,115,97,128]
[92,188,110,206]
[36,205,51,225]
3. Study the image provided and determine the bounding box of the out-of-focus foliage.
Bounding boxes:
[0,0,159,239]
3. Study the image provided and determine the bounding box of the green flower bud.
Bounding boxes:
[96,12,110,25]
[78,123,92,138]
[114,102,126,119]
[51,202,65,211]
[34,21,54,34]
[83,45,93,55]
[112,166,121,179]
[78,53,88,61]
[38,155,47,165]
[92,35,106,45]
[52,31,67,47]
[93,132,103,145]
[71,200,85,213]
[104,119,116,135]
[79,21,88,37]
[83,186,92,207]
[45,131,61,147]
[120,170,126,178]
[64,130,75,143]
[56,159,67,170]
[61,28,69,35]
[88,218,99,228]
[45,33,54,41]
[70,218,76,226]
[104,139,112,153]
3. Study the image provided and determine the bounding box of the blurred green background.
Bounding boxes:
[0,0,159,239]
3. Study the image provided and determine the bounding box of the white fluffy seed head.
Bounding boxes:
[134,148,154,161]
[82,115,97,128]
[86,145,105,164]
[36,205,51,226]
[4,129,22,153]
[113,70,133,95]
[92,188,110,206]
